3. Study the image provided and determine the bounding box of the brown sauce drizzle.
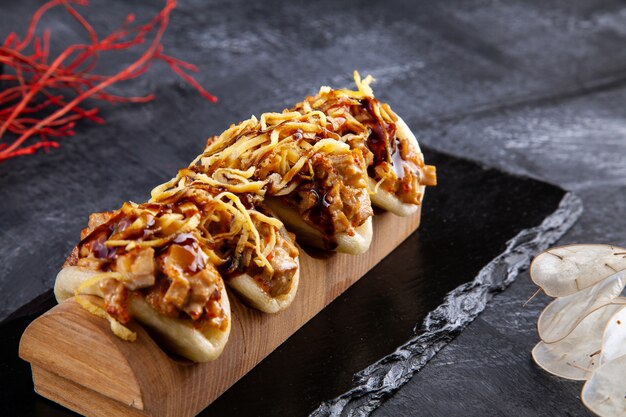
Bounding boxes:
[390,140,405,179]
[306,188,335,237]
[361,97,403,179]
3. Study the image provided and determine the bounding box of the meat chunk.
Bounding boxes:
[145,242,222,320]
[266,245,298,297]
[99,278,131,324]
[115,247,155,289]
[183,265,220,320]
[143,278,180,318]
[293,150,372,235]
[80,211,117,240]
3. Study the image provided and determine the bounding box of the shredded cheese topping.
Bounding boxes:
[189,96,373,239]
[191,71,436,237]
[149,168,284,274]
[191,111,350,196]
[294,71,437,203]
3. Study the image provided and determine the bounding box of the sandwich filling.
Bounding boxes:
[192,110,373,248]
[68,169,299,341]
[68,201,228,339]
[152,169,299,299]
[293,72,437,205]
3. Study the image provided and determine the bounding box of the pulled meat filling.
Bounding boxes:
[293,83,437,205]
[217,212,299,297]
[358,97,435,205]
[289,151,371,236]
[194,111,374,241]
[172,181,299,298]
[71,173,300,330]
[254,223,298,297]
[73,201,229,331]
[100,278,131,324]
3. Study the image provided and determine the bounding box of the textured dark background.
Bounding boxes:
[1,0,626,416]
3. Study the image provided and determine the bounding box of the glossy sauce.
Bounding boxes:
[307,188,335,237]
[390,140,405,180]
[361,98,403,179]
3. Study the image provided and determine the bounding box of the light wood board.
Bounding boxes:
[19,208,421,417]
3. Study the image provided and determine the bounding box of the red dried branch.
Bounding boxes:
[0,0,216,162]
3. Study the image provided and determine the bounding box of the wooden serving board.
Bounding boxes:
[19,208,421,417]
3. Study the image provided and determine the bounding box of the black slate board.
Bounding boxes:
[0,147,579,417]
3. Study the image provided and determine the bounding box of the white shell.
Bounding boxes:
[264,197,373,254]
[227,261,300,313]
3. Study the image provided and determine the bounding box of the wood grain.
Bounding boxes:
[19,208,421,417]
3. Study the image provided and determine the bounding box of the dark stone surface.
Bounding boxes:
[1,0,625,416]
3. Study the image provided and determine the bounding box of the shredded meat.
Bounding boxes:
[156,243,217,317]
[142,262,222,324]
[75,201,229,328]
[184,268,219,320]
[100,278,131,324]
[293,87,436,204]
[292,151,372,235]
[93,226,222,326]
[163,276,190,309]
[257,226,299,297]
[115,247,155,289]
[370,136,422,204]
[219,217,299,298]
[80,211,117,240]
[265,244,298,297]
[143,278,179,318]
